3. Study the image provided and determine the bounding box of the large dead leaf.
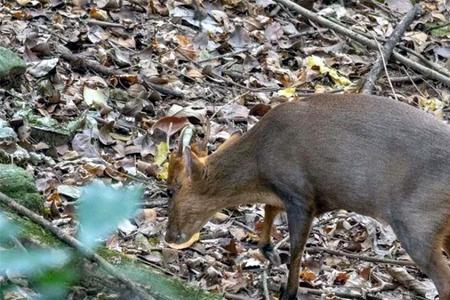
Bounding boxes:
[151,116,189,136]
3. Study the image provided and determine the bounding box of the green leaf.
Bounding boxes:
[33,267,77,300]
[157,162,169,181]
[154,142,169,166]
[305,55,351,87]
[77,182,143,250]
[0,47,26,79]
[278,87,296,97]
[431,25,450,38]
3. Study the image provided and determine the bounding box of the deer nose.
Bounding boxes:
[176,233,187,244]
[165,230,178,243]
[165,231,187,244]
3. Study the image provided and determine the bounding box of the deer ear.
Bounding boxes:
[167,152,183,185]
[183,147,204,180]
[177,126,194,157]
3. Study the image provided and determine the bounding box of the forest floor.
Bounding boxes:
[1,0,450,299]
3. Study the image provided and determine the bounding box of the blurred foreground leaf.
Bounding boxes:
[77,182,143,249]
[0,249,70,275]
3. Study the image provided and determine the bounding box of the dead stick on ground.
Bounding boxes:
[387,267,429,297]
[86,19,125,28]
[372,35,398,100]
[273,235,415,266]
[0,192,155,300]
[362,5,420,94]
[402,67,426,97]
[325,16,450,78]
[274,0,450,87]
[262,264,270,300]
[224,293,254,300]
[389,75,424,83]
[298,286,381,300]
[197,45,258,63]
[307,246,415,266]
[55,45,184,98]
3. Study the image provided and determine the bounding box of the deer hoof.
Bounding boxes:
[259,243,281,266]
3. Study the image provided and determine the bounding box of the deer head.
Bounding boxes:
[165,128,241,244]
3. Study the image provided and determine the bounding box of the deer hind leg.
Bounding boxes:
[258,205,283,265]
[392,218,450,300]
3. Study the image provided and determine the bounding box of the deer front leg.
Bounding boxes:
[258,205,283,265]
[280,201,313,300]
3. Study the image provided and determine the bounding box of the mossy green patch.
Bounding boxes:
[431,25,450,38]
[97,247,224,300]
[0,164,43,213]
[0,47,26,80]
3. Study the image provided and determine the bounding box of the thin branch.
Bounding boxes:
[86,19,125,28]
[0,192,155,300]
[175,48,277,92]
[388,75,423,83]
[224,293,254,300]
[298,286,382,300]
[274,0,450,87]
[54,44,184,98]
[289,28,329,38]
[274,235,289,251]
[272,234,415,266]
[362,5,419,94]
[323,14,450,79]
[375,34,398,100]
[307,246,415,266]
[387,267,429,297]
[197,45,258,63]
[262,264,270,300]
[402,67,426,97]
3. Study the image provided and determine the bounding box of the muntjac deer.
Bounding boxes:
[167,131,283,263]
[165,94,450,300]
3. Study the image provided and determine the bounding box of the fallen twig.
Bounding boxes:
[388,75,424,83]
[125,0,147,12]
[86,19,125,28]
[307,246,415,266]
[362,5,419,94]
[323,14,450,79]
[272,234,415,266]
[401,67,426,98]
[141,198,168,208]
[197,45,258,63]
[274,0,450,87]
[298,286,381,300]
[365,0,402,19]
[54,44,184,97]
[387,267,429,297]
[289,28,329,38]
[372,35,399,99]
[262,264,270,300]
[0,192,155,300]
[224,293,255,300]
[237,221,416,269]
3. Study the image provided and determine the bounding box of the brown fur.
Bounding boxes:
[167,133,283,253]
[166,94,450,300]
